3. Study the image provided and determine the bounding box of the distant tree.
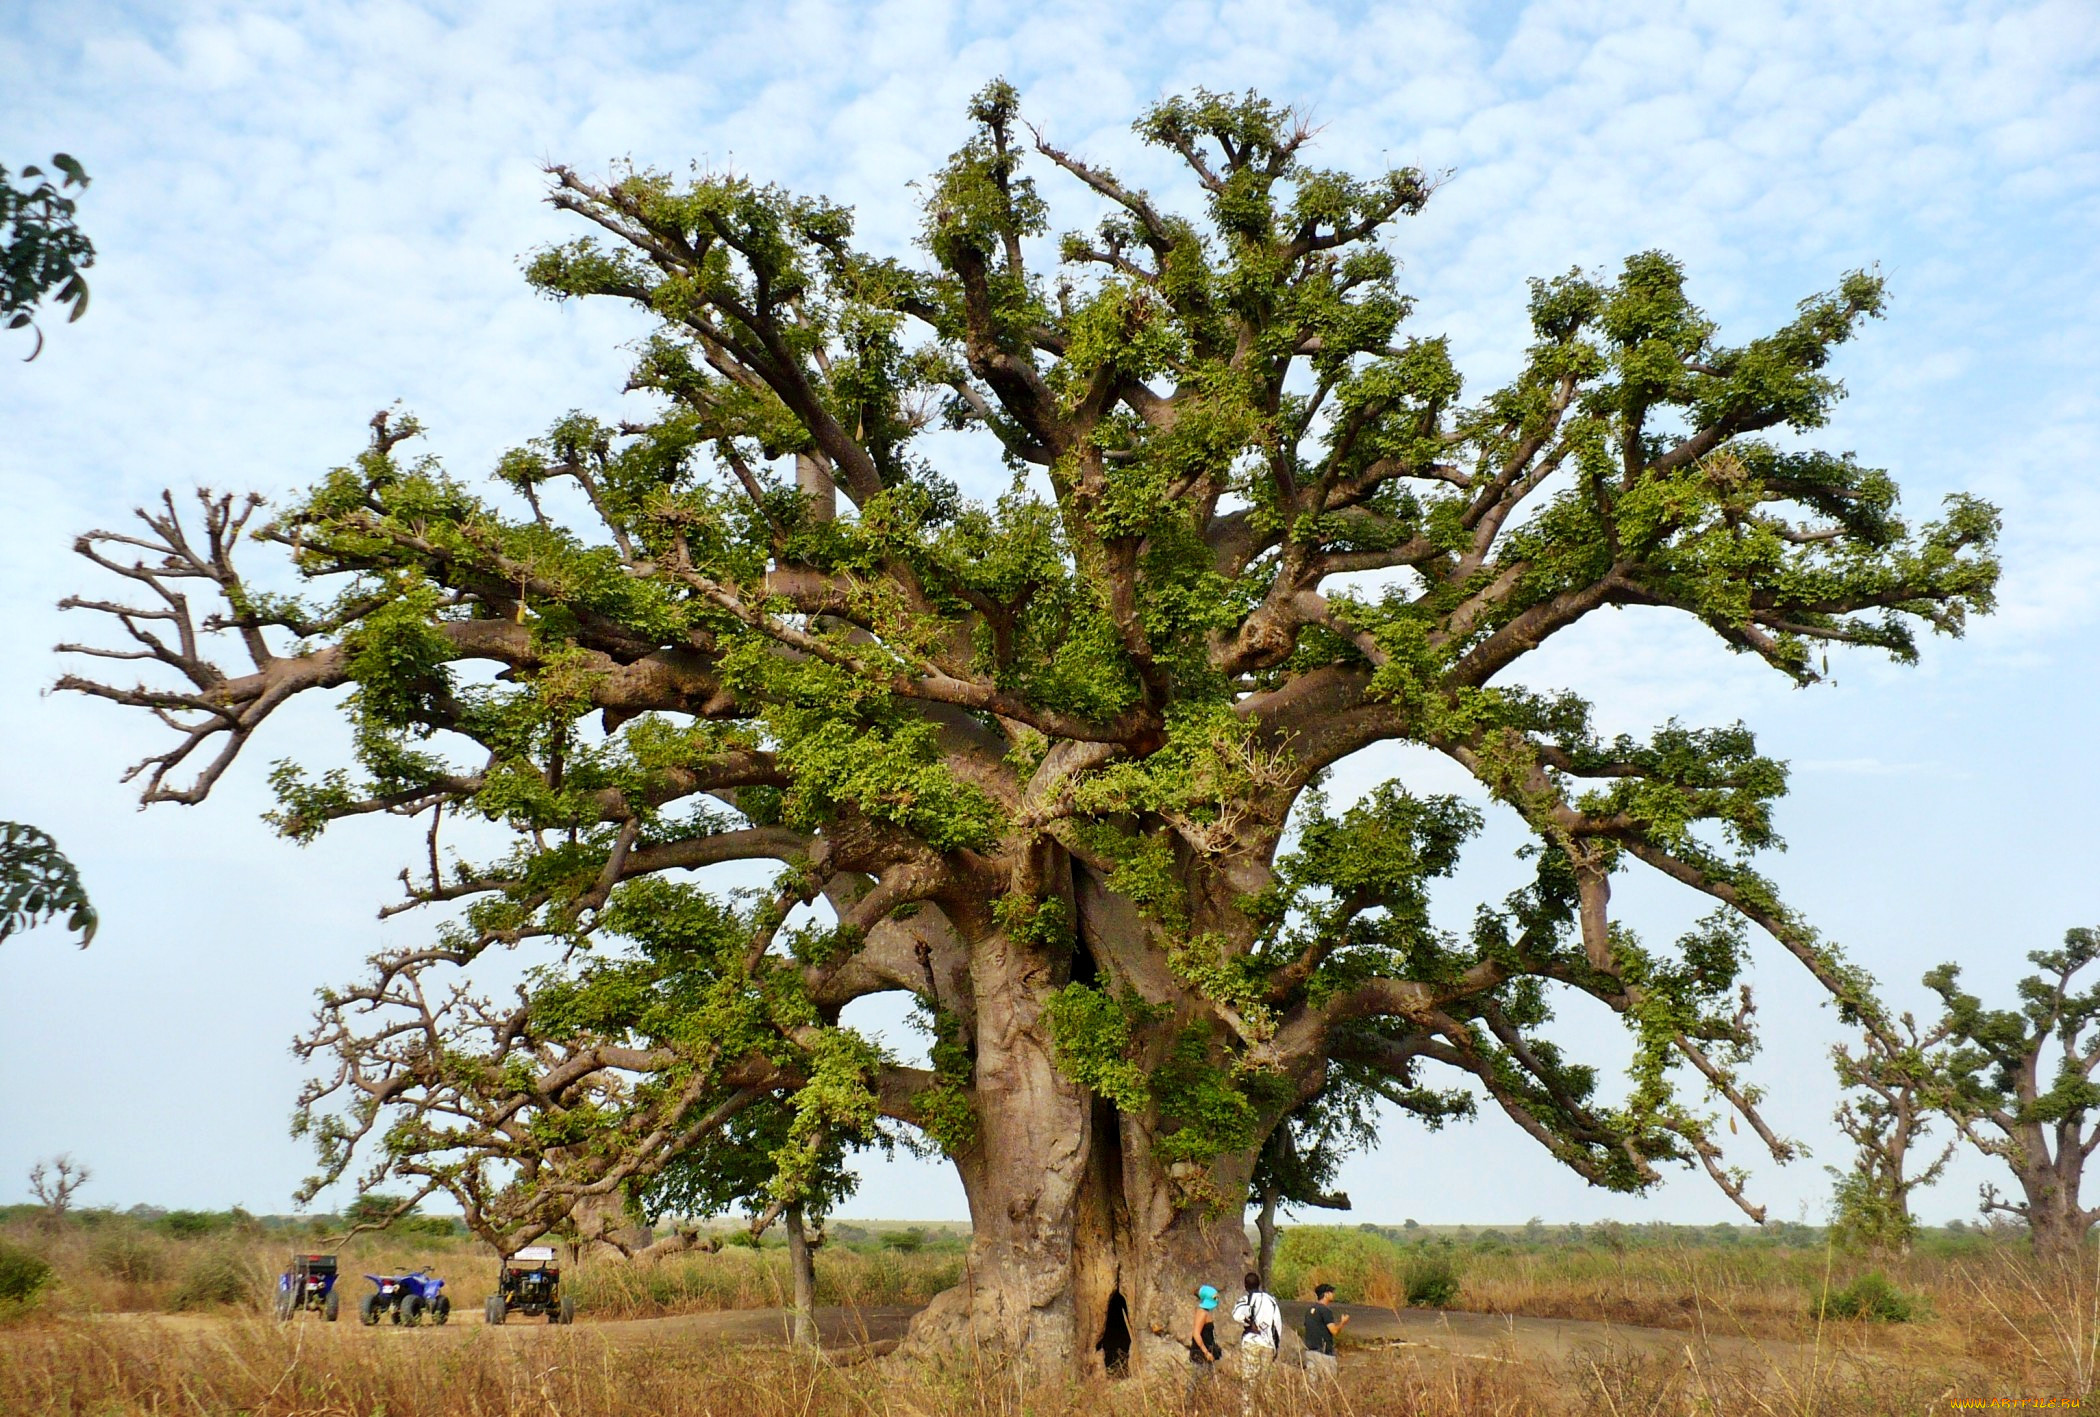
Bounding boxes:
[58,84,2000,1373]
[1247,1065,1467,1282]
[342,1191,417,1226]
[27,1154,90,1231]
[1925,928,2100,1260]
[1828,1012,1955,1255]
[0,822,96,945]
[1,154,93,360]
[639,1097,862,1346]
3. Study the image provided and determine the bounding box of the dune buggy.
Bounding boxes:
[486,1245,574,1324]
[359,1267,451,1325]
[273,1253,340,1321]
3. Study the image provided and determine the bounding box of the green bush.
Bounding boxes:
[0,1240,53,1308]
[1811,1270,1919,1323]
[157,1210,225,1239]
[882,1227,926,1253]
[171,1247,263,1311]
[1402,1249,1463,1308]
[90,1228,167,1283]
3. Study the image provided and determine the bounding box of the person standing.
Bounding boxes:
[1187,1284,1225,1392]
[1302,1282,1348,1386]
[1231,1270,1283,1404]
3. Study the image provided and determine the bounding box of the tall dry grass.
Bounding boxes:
[0,1211,965,1321]
[572,1244,963,1318]
[6,1215,2098,1411]
[0,1314,1982,1417]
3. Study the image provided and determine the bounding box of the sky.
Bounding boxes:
[2,0,2096,1229]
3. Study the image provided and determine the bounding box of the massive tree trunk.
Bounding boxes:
[903,872,1267,1377]
[2012,1131,2096,1262]
[909,1089,1256,1376]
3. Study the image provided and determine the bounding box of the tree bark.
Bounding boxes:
[901,913,1260,1377]
[1255,1185,1279,1286]
[2013,1142,2095,1262]
[795,452,836,523]
[786,1203,816,1346]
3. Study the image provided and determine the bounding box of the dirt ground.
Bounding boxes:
[129,1297,1887,1371]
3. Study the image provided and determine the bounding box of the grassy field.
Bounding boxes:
[2,1209,2095,1413]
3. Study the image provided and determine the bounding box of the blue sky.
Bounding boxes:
[2,0,2096,1227]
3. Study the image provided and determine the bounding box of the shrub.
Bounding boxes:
[1811,1270,1918,1323]
[882,1227,926,1253]
[0,1240,53,1308]
[157,1210,224,1239]
[1402,1249,1463,1309]
[90,1228,167,1283]
[171,1247,263,1311]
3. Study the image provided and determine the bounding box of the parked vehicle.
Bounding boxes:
[273,1253,340,1322]
[359,1268,451,1325]
[486,1245,574,1324]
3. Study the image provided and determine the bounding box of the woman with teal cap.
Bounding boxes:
[1188,1283,1224,1388]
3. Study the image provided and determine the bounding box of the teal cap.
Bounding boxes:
[1197,1284,1219,1309]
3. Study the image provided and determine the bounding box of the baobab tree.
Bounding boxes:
[1925,929,2100,1260]
[56,86,1997,1373]
[27,1154,90,1231]
[1828,1012,1955,1254]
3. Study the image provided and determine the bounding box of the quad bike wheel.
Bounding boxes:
[559,1296,576,1325]
[430,1295,451,1325]
[324,1289,340,1322]
[360,1291,383,1326]
[402,1294,426,1326]
[273,1287,295,1322]
[485,1295,507,1325]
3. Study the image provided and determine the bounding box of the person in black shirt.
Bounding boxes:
[1302,1282,1347,1385]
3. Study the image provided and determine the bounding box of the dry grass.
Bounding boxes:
[1278,1222,2100,1375]
[572,1243,962,1317]
[4,1216,2097,1413]
[0,1213,963,1320]
[0,1312,2010,1417]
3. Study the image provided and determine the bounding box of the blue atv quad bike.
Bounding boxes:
[358,1268,451,1326]
[485,1245,574,1325]
[273,1253,340,1322]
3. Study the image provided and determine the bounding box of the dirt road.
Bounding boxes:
[428,1299,1875,1371]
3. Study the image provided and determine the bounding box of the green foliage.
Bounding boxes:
[170,1247,264,1311]
[1,153,93,358]
[89,1229,167,1284]
[156,1210,223,1239]
[1829,1167,1916,1255]
[341,1194,416,1228]
[1402,1249,1465,1307]
[912,1002,979,1158]
[0,822,95,944]
[1271,1226,1463,1308]
[1043,983,1158,1114]
[0,1240,52,1308]
[1810,1269,1919,1323]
